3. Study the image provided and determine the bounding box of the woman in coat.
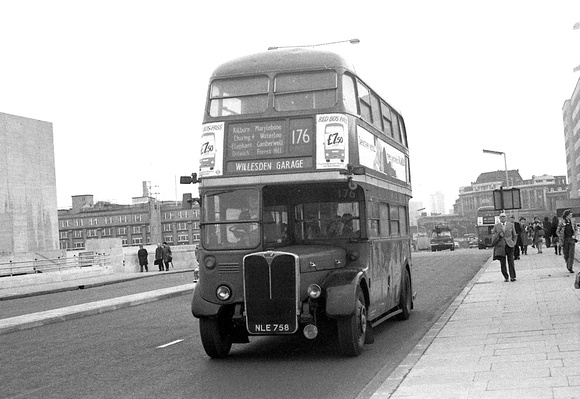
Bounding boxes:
[155,243,164,272]
[161,242,172,272]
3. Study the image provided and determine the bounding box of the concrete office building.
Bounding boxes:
[0,112,59,260]
[430,191,445,215]
[563,78,580,198]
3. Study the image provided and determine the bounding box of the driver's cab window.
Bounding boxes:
[263,206,289,246]
[203,189,260,249]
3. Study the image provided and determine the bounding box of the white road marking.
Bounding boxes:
[157,339,184,348]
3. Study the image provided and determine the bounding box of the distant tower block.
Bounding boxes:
[0,112,59,258]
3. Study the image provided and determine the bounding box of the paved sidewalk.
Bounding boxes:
[371,250,580,399]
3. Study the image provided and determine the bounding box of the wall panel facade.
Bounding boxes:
[0,112,59,257]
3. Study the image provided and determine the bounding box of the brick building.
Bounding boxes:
[58,189,200,251]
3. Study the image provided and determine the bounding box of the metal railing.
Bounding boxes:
[0,252,111,277]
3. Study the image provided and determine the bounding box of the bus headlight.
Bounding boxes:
[307,284,322,299]
[216,285,231,301]
[204,256,216,269]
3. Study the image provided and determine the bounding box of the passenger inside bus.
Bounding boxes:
[262,207,289,246]
[328,213,360,239]
[305,223,323,239]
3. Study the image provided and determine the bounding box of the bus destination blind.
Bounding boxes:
[226,119,314,174]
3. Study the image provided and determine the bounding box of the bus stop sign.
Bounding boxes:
[493,187,521,211]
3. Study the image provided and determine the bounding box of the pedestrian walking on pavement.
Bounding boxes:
[557,209,577,273]
[492,212,518,282]
[155,243,164,271]
[137,245,148,272]
[510,216,521,260]
[532,217,544,253]
[518,217,529,255]
[550,215,561,255]
[162,242,172,271]
[543,216,552,248]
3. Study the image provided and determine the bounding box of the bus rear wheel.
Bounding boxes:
[199,316,233,359]
[337,286,366,357]
[396,269,412,320]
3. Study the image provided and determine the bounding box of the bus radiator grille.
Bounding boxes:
[243,253,298,334]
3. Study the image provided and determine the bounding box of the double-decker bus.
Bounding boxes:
[476,206,499,249]
[185,48,414,358]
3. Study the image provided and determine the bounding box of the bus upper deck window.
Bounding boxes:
[209,76,269,117]
[392,113,401,143]
[274,70,337,112]
[381,102,393,137]
[357,81,372,124]
[342,74,357,114]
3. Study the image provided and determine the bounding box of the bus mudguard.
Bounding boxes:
[323,269,366,317]
[191,285,222,317]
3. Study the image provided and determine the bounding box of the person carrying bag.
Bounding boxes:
[557,209,577,274]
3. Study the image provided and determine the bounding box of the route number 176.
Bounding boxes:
[292,129,310,144]
[337,189,357,199]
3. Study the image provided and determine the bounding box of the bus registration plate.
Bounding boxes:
[251,323,294,334]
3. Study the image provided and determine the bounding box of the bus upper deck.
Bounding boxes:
[198,48,410,193]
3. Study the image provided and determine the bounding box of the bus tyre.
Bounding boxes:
[396,270,412,321]
[337,286,366,357]
[199,316,232,359]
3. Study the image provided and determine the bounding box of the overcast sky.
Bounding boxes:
[2,0,580,212]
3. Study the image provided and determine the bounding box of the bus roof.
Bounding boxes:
[211,48,357,78]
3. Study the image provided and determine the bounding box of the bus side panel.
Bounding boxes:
[368,240,388,319]
[371,239,408,314]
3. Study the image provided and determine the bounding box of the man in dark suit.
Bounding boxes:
[492,212,518,282]
[510,215,522,260]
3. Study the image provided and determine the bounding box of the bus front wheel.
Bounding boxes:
[337,286,367,357]
[199,316,233,359]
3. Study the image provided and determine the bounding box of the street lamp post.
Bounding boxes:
[268,38,360,51]
[483,149,509,188]
[573,21,580,72]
